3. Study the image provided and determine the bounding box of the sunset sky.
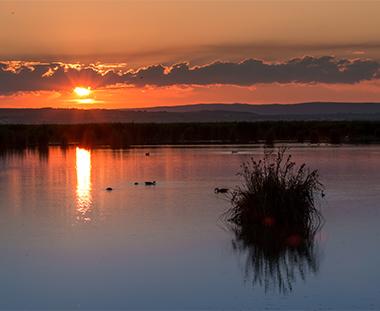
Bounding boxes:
[1,0,380,109]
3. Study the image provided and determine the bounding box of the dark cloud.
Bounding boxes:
[0,62,108,95]
[1,56,380,95]
[108,55,380,87]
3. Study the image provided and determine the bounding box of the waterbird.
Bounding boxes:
[146,152,150,156]
[215,188,229,193]
[134,182,139,185]
[106,187,113,191]
[145,181,156,186]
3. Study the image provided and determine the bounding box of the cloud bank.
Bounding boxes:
[1,56,380,96]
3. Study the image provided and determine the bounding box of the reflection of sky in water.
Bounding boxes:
[1,146,380,309]
[76,148,91,221]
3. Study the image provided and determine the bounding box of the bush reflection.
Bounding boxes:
[230,223,323,294]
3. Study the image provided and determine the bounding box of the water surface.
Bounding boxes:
[1,145,380,309]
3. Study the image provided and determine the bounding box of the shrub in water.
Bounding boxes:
[226,147,324,229]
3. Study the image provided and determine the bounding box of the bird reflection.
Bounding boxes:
[76,147,92,221]
[230,223,323,294]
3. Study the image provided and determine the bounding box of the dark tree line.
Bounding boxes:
[1,120,380,151]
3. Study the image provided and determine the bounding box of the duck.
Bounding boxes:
[214,188,229,193]
[134,182,139,185]
[106,187,113,191]
[145,181,156,186]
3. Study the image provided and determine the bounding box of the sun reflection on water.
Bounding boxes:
[76,147,92,221]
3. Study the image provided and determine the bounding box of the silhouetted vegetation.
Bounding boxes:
[296,130,306,143]
[223,148,324,293]
[329,128,342,145]
[226,148,324,228]
[2,120,380,151]
[309,130,320,144]
[265,130,275,146]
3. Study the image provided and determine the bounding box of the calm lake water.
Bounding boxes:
[1,145,380,310]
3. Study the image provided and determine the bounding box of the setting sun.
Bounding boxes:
[74,87,91,96]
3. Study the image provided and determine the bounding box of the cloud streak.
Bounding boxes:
[1,56,380,96]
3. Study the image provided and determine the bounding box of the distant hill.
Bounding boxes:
[2,102,380,124]
[139,102,380,115]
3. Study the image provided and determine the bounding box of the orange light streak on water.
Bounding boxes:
[76,147,92,221]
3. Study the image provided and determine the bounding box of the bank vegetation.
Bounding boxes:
[1,120,380,152]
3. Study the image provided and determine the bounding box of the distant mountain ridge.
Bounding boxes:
[139,102,380,115]
[2,102,380,124]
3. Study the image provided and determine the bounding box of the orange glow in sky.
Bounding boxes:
[1,1,380,109]
[77,98,94,104]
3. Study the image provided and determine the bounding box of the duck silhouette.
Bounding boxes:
[214,188,229,193]
[145,181,156,186]
[106,187,113,191]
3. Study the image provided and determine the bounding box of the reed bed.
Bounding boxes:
[226,147,324,229]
